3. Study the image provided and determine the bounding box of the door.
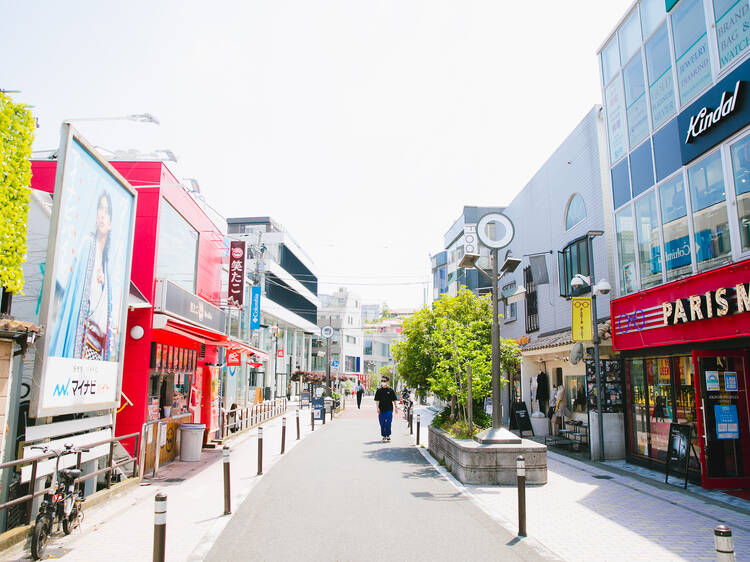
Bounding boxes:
[692,350,750,489]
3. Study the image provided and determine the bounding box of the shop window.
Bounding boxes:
[671,0,713,105]
[557,237,590,298]
[730,134,750,251]
[628,359,649,456]
[619,8,643,63]
[601,37,621,85]
[674,357,700,471]
[523,266,539,333]
[623,55,649,147]
[653,118,682,181]
[630,139,655,197]
[616,207,637,294]
[659,174,694,281]
[714,0,750,68]
[566,376,586,414]
[612,159,631,209]
[606,75,628,163]
[564,194,586,231]
[635,191,663,289]
[502,282,517,322]
[156,200,198,293]
[641,0,667,38]
[645,23,676,129]
[688,151,732,272]
[646,358,674,461]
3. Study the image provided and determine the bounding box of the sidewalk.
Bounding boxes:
[411,404,750,561]
[2,404,324,561]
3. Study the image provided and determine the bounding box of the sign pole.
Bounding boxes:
[587,236,605,462]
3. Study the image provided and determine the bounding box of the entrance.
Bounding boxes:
[692,350,750,489]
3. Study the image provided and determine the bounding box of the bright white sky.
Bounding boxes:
[2,1,633,309]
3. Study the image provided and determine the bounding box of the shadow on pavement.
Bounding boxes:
[410,490,465,502]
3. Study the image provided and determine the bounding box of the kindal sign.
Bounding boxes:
[684,81,741,144]
[661,282,750,325]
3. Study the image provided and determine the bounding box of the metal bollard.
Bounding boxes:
[222,446,231,515]
[416,414,421,445]
[516,455,526,537]
[330,404,334,421]
[153,493,167,562]
[715,525,735,561]
[409,410,413,434]
[311,409,315,431]
[323,406,326,425]
[281,417,287,454]
[257,427,264,475]
[296,409,301,440]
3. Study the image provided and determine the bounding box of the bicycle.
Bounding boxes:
[29,443,88,560]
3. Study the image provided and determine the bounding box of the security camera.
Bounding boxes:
[595,279,612,295]
[570,275,586,290]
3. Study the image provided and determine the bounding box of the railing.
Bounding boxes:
[0,431,140,526]
[220,398,288,439]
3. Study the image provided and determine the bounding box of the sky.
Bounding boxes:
[1,0,634,309]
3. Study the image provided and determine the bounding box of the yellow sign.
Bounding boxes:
[571,297,593,341]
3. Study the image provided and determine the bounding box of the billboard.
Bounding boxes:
[31,124,137,417]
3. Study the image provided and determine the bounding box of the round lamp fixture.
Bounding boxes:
[130,325,144,340]
[476,213,515,249]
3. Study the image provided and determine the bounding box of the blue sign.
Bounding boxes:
[331,360,339,368]
[312,397,324,420]
[250,285,261,330]
[725,372,738,392]
[715,404,740,440]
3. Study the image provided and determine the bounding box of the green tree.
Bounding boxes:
[0,93,35,295]
[392,304,435,400]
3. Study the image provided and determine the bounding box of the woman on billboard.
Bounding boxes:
[49,191,113,361]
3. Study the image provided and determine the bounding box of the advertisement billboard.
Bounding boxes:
[31,124,137,417]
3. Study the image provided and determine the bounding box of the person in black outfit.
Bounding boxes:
[355,380,365,409]
[536,370,549,417]
[374,376,398,442]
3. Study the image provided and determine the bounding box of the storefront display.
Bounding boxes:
[149,342,198,420]
[585,359,623,413]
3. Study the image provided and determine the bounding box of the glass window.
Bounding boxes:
[731,135,750,251]
[674,356,700,470]
[641,0,667,38]
[635,191,663,288]
[623,55,649,146]
[653,118,683,181]
[612,159,631,209]
[566,376,586,414]
[558,239,590,298]
[364,341,372,355]
[646,358,674,461]
[602,37,621,85]
[503,282,517,321]
[156,200,198,293]
[606,76,628,162]
[630,139,655,197]
[688,152,731,271]
[619,9,643,63]
[659,174,694,281]
[714,0,750,68]
[628,359,649,456]
[672,0,713,105]
[645,24,677,129]
[565,193,586,230]
[616,207,637,294]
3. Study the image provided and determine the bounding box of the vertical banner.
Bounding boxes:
[571,297,593,341]
[228,240,246,306]
[250,284,261,329]
[31,124,137,417]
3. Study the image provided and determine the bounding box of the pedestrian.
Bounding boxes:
[355,380,365,409]
[374,375,398,442]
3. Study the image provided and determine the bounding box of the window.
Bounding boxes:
[672,0,713,105]
[714,0,750,68]
[523,266,539,333]
[635,191,663,289]
[623,54,649,146]
[601,37,621,85]
[558,238,590,298]
[606,75,628,163]
[641,0,666,38]
[502,282,517,322]
[156,200,198,293]
[612,159,631,209]
[379,342,389,356]
[566,376,586,414]
[731,134,750,251]
[565,194,587,230]
[630,139,655,197]
[345,335,357,344]
[688,151,731,271]
[653,118,682,181]
[345,356,356,372]
[659,174,693,281]
[619,8,642,63]
[616,207,637,294]
[645,23,676,129]
[364,341,372,355]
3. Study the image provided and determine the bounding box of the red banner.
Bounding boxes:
[226,345,243,366]
[227,241,246,306]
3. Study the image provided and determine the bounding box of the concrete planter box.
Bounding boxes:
[428,426,547,485]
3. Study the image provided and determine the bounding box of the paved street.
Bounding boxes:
[205,397,547,561]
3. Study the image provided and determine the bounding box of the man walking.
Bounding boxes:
[355,380,365,409]
[374,375,398,442]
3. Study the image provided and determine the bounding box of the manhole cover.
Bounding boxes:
[592,475,613,480]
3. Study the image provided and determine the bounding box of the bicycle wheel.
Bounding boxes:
[31,514,51,560]
[63,501,83,534]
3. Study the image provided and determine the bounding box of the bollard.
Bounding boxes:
[153,493,167,562]
[715,525,735,561]
[257,427,264,476]
[416,414,421,445]
[516,455,526,537]
[322,406,326,425]
[222,446,231,515]
[409,410,413,435]
[311,409,315,431]
[296,409,301,440]
[330,404,334,421]
[281,417,287,454]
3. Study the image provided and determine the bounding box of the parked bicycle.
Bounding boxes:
[401,388,413,420]
[30,443,88,560]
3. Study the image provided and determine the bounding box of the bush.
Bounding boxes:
[431,404,491,432]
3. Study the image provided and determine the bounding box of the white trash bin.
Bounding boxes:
[179,423,206,462]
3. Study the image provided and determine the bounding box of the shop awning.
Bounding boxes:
[153,313,227,344]
[128,282,151,310]
[226,339,270,361]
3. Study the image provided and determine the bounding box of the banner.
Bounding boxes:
[571,297,593,341]
[250,284,261,329]
[226,345,242,367]
[228,240,246,306]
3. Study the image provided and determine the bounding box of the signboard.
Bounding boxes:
[476,212,514,249]
[571,297,593,341]
[312,396,324,420]
[665,423,693,489]
[463,223,478,255]
[706,371,720,391]
[321,325,334,339]
[715,404,740,439]
[226,345,242,367]
[301,390,311,407]
[227,240,246,306]
[510,401,533,437]
[331,360,339,368]
[32,124,137,417]
[277,349,285,358]
[725,372,738,392]
[154,279,226,334]
[250,285,261,330]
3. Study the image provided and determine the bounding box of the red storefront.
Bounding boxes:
[31,160,227,450]
[611,259,750,489]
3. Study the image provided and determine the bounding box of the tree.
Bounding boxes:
[392,304,435,400]
[0,93,34,297]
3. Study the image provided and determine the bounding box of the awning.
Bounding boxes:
[226,338,270,361]
[128,282,151,310]
[153,313,227,345]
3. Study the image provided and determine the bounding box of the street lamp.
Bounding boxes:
[570,230,609,462]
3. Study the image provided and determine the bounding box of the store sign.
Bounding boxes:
[227,241,246,306]
[660,282,750,326]
[155,279,226,334]
[464,224,478,254]
[226,345,242,367]
[571,297,593,341]
[277,349,285,358]
[678,57,750,164]
[250,285,261,330]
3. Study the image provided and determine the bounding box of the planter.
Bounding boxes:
[428,426,547,485]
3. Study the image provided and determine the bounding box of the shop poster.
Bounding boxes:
[706,371,720,391]
[725,372,738,392]
[715,404,740,439]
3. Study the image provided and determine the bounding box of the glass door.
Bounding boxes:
[692,351,750,489]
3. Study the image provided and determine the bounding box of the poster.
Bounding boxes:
[715,0,750,68]
[725,371,738,392]
[32,125,137,417]
[605,76,628,163]
[706,371,720,391]
[715,404,740,439]
[571,298,593,341]
[676,34,712,105]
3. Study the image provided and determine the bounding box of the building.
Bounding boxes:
[227,217,319,399]
[362,310,411,388]
[600,0,750,488]
[314,288,363,381]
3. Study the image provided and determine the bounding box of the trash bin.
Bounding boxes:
[179,423,206,462]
